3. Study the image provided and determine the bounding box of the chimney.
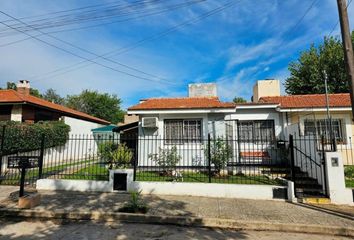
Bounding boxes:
[252,79,280,102]
[188,83,217,97]
[17,80,30,96]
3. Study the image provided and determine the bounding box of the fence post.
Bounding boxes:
[133,134,138,181]
[38,134,45,179]
[208,133,212,183]
[321,135,329,197]
[289,134,295,183]
[0,125,5,176]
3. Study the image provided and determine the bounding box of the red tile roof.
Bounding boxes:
[128,97,235,110]
[0,90,110,124]
[259,93,351,109]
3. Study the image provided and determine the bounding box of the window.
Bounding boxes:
[164,119,202,144]
[238,120,275,142]
[304,119,344,142]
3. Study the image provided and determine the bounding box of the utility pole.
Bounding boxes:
[337,0,354,118]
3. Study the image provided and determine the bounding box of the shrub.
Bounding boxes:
[344,166,354,179]
[111,143,133,169]
[206,137,233,175]
[0,121,70,155]
[148,146,181,174]
[98,141,133,169]
[98,141,117,164]
[118,190,148,213]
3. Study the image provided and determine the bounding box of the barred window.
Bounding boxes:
[164,119,202,144]
[239,120,275,142]
[304,119,344,142]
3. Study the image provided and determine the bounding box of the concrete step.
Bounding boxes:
[298,197,331,204]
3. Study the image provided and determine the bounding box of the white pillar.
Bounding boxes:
[325,152,353,205]
[10,105,22,122]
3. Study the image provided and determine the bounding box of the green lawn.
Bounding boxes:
[62,164,109,181]
[345,179,354,188]
[136,171,284,185]
[0,159,106,184]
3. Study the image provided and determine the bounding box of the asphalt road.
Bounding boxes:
[0,219,351,240]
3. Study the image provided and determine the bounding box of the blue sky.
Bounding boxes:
[0,0,353,109]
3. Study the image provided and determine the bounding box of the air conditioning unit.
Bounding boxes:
[142,117,158,128]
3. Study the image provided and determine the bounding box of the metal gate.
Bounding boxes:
[289,134,328,198]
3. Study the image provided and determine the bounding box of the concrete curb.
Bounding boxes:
[1,208,354,237]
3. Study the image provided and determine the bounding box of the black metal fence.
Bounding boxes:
[133,134,289,185]
[0,133,292,186]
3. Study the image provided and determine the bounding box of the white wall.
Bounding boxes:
[10,105,22,121]
[64,116,105,135]
[325,152,353,205]
[137,113,226,167]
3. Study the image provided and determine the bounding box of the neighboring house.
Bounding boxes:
[0,80,109,134]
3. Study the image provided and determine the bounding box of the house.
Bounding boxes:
[0,80,110,134]
[127,80,354,166]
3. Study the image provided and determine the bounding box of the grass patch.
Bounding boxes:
[345,179,354,188]
[0,159,107,184]
[136,171,283,185]
[62,163,109,181]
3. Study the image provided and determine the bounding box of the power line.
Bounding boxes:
[28,1,241,83]
[0,0,203,47]
[0,0,201,38]
[0,11,177,85]
[328,0,353,37]
[0,0,159,35]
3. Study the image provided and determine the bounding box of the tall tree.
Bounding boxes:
[42,88,65,105]
[66,90,125,123]
[285,33,354,94]
[233,96,247,103]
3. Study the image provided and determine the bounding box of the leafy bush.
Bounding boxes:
[98,141,117,163]
[111,144,133,169]
[206,137,233,175]
[0,121,70,155]
[98,141,133,169]
[118,190,148,213]
[148,146,181,174]
[344,166,354,179]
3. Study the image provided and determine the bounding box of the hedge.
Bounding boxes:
[0,121,70,155]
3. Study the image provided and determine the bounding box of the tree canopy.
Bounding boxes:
[42,88,65,105]
[285,32,354,95]
[233,97,247,103]
[66,90,125,124]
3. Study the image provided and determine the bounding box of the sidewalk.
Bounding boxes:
[0,187,353,236]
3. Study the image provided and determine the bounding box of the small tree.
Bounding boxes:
[148,146,181,175]
[207,137,233,175]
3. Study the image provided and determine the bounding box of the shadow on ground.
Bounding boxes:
[0,219,250,240]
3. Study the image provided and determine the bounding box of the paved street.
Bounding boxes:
[0,219,352,240]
